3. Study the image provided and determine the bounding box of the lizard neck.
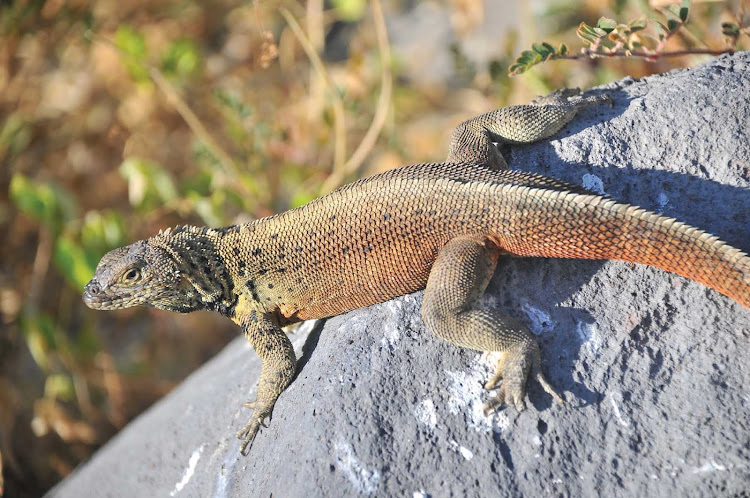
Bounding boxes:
[152,225,238,316]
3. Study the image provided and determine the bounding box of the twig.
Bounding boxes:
[27,227,52,313]
[278,7,347,182]
[557,47,734,62]
[320,0,392,193]
[305,0,325,123]
[148,68,241,179]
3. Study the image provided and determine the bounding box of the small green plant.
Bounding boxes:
[509,0,748,75]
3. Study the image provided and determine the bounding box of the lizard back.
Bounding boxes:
[216,162,750,321]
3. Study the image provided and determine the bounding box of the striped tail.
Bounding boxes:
[496,188,750,308]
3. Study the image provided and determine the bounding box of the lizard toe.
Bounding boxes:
[237,419,261,455]
[236,399,274,455]
[533,368,565,405]
[483,389,506,416]
[484,370,503,391]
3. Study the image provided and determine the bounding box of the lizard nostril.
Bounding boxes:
[86,282,101,295]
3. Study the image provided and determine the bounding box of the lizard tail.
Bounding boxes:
[496,189,750,308]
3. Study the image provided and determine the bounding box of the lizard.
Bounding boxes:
[82,89,750,455]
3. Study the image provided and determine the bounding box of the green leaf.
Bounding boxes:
[161,39,201,79]
[532,43,553,58]
[597,17,617,33]
[0,113,31,158]
[114,25,149,82]
[10,174,78,232]
[213,89,253,119]
[115,25,146,59]
[45,374,75,401]
[331,0,367,21]
[10,174,48,223]
[721,22,740,37]
[21,313,57,371]
[119,158,178,209]
[508,49,542,75]
[577,22,607,45]
[508,42,568,75]
[54,236,97,290]
[628,19,647,32]
[80,210,126,254]
[679,0,690,23]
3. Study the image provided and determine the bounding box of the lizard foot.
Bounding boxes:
[482,342,564,416]
[569,93,613,109]
[532,88,612,109]
[532,87,581,105]
[236,399,273,455]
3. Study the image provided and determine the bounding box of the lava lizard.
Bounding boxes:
[83,89,750,454]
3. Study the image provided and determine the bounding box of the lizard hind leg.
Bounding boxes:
[421,235,563,415]
[445,89,610,167]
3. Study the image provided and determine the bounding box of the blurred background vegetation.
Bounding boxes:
[0,0,745,495]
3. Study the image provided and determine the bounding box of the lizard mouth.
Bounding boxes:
[83,281,134,310]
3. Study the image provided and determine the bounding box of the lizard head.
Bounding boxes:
[83,238,203,314]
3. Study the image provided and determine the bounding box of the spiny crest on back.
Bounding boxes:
[152,224,218,242]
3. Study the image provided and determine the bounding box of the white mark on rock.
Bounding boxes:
[414,399,437,432]
[334,439,381,495]
[575,322,602,354]
[582,173,605,194]
[448,439,474,461]
[170,444,204,497]
[213,440,241,498]
[691,461,727,474]
[521,303,555,335]
[380,301,403,350]
[380,327,401,350]
[446,354,509,433]
[656,191,669,210]
[413,490,429,498]
[608,393,630,427]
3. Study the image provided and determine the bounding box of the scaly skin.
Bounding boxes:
[83,89,750,454]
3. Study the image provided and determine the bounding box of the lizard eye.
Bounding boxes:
[122,268,140,282]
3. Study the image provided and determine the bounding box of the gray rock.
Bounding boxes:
[48,53,750,498]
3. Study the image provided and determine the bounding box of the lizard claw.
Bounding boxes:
[236,399,274,455]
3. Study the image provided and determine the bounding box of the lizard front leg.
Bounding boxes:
[421,235,563,413]
[446,88,610,168]
[233,309,296,455]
